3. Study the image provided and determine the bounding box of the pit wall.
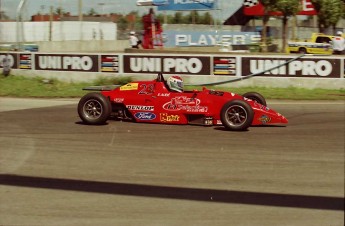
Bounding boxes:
[1,51,344,90]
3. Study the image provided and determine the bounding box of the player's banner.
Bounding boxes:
[157,0,215,11]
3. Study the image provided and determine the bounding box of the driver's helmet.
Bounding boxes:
[167,75,183,92]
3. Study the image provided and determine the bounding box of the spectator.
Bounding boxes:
[129,31,142,49]
[332,31,345,55]
[2,53,11,76]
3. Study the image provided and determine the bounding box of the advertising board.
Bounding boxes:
[123,55,211,75]
[34,54,99,72]
[242,57,341,78]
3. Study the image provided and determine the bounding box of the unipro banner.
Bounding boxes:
[242,57,341,78]
[123,55,211,75]
[157,0,215,11]
[35,54,99,72]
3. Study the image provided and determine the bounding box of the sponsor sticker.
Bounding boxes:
[120,83,139,91]
[134,112,156,120]
[157,93,170,97]
[160,113,180,122]
[259,115,271,124]
[113,98,124,103]
[162,96,208,113]
[127,105,154,111]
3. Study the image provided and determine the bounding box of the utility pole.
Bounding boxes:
[0,0,2,20]
[49,6,53,41]
[79,0,83,40]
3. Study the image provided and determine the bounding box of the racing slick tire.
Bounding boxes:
[220,100,254,131]
[78,92,112,125]
[242,92,267,106]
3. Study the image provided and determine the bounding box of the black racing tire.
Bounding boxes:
[242,92,267,106]
[78,92,112,125]
[220,100,254,131]
[298,47,307,54]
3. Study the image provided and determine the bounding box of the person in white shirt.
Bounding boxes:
[332,31,345,55]
[129,31,142,49]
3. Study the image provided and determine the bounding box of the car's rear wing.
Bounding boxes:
[82,85,121,91]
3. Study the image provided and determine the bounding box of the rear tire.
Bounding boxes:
[298,47,307,54]
[220,100,254,131]
[242,92,267,106]
[78,92,112,125]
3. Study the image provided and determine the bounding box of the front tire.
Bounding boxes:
[78,92,112,125]
[242,92,267,106]
[220,100,254,131]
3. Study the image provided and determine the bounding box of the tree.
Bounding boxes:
[200,12,213,25]
[321,0,343,34]
[260,0,279,52]
[55,7,65,16]
[172,12,183,24]
[117,16,128,31]
[87,8,98,16]
[311,0,344,33]
[275,0,300,53]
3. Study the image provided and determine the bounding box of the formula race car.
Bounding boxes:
[78,73,288,131]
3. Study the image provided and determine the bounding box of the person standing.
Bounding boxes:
[129,31,141,49]
[2,53,11,76]
[332,31,345,55]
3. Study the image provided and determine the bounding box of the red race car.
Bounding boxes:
[78,73,288,131]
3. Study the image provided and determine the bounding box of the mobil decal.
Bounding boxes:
[162,96,208,113]
[160,113,180,122]
[120,83,139,91]
[127,105,154,111]
[242,57,341,78]
[35,54,98,72]
[134,112,156,120]
[123,55,210,75]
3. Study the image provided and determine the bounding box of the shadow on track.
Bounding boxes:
[1,174,343,211]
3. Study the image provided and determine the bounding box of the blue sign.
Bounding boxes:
[157,0,215,11]
[162,30,261,47]
[153,0,169,5]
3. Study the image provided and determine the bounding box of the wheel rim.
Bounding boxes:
[225,105,248,127]
[83,99,103,120]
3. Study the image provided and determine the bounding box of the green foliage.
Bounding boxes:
[155,11,214,25]
[0,74,344,100]
[55,7,65,15]
[117,17,129,31]
[275,0,300,52]
[87,8,98,16]
[276,0,300,16]
[0,75,133,97]
[311,0,344,32]
[172,12,184,24]
[93,76,132,86]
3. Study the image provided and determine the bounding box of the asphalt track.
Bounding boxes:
[0,97,344,226]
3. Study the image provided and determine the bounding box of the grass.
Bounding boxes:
[0,74,344,100]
